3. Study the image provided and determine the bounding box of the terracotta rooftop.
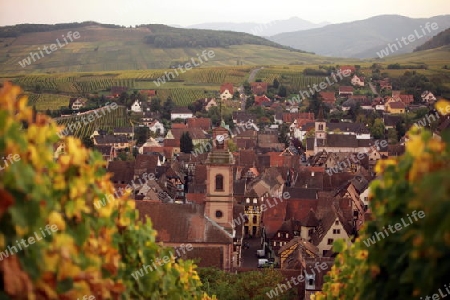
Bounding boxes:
[135,202,233,244]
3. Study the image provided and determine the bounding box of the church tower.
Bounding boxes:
[315,106,326,140]
[205,127,235,233]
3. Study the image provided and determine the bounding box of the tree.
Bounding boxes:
[0,82,213,299]
[81,136,94,148]
[162,96,174,120]
[370,118,385,139]
[273,78,280,89]
[243,80,251,95]
[245,95,255,110]
[279,123,290,147]
[180,131,194,153]
[150,97,161,112]
[387,128,398,144]
[233,90,241,100]
[199,268,297,300]
[227,139,238,152]
[135,126,149,145]
[278,85,287,97]
[188,99,204,115]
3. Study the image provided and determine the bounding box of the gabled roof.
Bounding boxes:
[232,111,257,123]
[303,209,320,227]
[107,161,135,184]
[284,187,318,200]
[319,92,336,103]
[134,154,159,176]
[187,118,212,131]
[387,101,406,109]
[261,198,288,237]
[135,202,233,244]
[310,205,353,246]
[113,127,133,134]
[94,135,128,145]
[171,107,193,114]
[169,128,207,140]
[220,83,234,94]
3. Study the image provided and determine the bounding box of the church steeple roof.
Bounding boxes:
[317,106,325,121]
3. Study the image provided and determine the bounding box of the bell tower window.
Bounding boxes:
[215,174,224,191]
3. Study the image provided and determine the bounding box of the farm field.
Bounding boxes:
[56,106,130,139]
[26,93,73,111]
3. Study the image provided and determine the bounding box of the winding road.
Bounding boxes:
[238,67,264,110]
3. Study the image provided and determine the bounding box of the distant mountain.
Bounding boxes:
[186,17,329,36]
[268,15,450,58]
[414,27,450,52]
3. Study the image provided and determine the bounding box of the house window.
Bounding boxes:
[278,232,281,238]
[318,124,323,130]
[309,278,314,286]
[246,198,250,204]
[335,220,339,225]
[285,233,288,238]
[309,229,314,236]
[252,216,257,224]
[215,174,224,191]
[333,229,341,234]
[215,210,223,218]
[327,238,334,245]
[253,198,258,204]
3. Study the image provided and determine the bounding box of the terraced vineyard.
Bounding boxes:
[178,67,252,84]
[257,67,328,91]
[156,88,209,106]
[56,106,129,139]
[25,93,73,111]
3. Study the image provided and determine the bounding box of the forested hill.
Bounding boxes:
[414,27,450,52]
[0,22,309,52]
[0,21,121,37]
[139,24,308,51]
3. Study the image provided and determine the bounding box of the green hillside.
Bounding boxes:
[0,23,335,74]
[414,28,450,52]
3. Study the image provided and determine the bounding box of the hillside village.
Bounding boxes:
[50,64,450,298]
[1,6,450,298]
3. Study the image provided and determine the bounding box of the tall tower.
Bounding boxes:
[205,127,235,233]
[315,106,327,141]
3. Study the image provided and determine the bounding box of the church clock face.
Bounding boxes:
[215,134,225,149]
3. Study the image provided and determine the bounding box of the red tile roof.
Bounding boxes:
[135,201,233,244]
[187,118,212,131]
[399,94,414,105]
[250,82,268,95]
[339,86,354,93]
[171,123,187,129]
[220,83,234,94]
[319,92,336,104]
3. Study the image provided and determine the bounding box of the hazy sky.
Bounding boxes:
[1,0,449,27]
